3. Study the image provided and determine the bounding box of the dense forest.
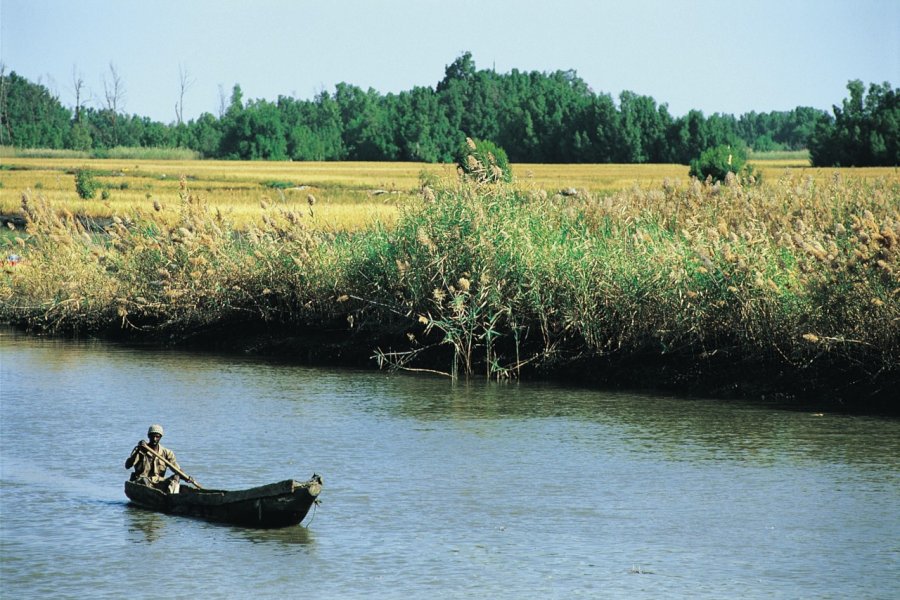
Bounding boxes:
[1,54,897,166]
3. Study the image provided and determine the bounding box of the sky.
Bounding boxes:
[2,0,897,124]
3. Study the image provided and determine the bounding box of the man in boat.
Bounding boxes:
[125,424,181,494]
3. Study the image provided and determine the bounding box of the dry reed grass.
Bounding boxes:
[2,159,897,403]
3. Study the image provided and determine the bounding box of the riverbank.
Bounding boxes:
[3,318,893,414]
[2,171,898,412]
[134,321,900,414]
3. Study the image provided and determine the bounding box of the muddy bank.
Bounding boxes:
[13,319,892,416]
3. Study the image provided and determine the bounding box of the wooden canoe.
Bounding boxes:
[124,474,323,528]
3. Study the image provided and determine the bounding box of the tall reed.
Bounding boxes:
[2,169,897,401]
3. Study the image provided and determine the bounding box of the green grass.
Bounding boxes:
[0,145,199,161]
[96,146,201,160]
[748,149,811,162]
[0,146,91,159]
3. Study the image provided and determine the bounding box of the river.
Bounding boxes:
[1,327,898,599]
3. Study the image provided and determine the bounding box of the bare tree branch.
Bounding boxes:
[101,62,125,145]
[71,65,86,121]
[102,62,125,113]
[218,83,227,119]
[176,63,195,124]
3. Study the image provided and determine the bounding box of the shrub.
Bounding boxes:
[74,168,98,199]
[455,137,512,183]
[689,144,760,184]
[263,180,296,189]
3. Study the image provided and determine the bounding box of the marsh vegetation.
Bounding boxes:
[2,155,897,407]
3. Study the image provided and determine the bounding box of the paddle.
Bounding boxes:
[137,441,204,489]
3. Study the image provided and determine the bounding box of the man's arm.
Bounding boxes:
[125,443,142,469]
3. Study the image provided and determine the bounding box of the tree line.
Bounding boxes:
[1,54,896,166]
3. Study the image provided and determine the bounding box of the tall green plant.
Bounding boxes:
[689,144,756,183]
[74,168,98,199]
[455,137,512,183]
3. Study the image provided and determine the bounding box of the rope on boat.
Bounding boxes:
[303,499,320,528]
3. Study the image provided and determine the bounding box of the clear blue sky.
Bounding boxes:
[2,0,897,124]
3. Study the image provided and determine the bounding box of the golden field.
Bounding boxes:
[1,156,898,231]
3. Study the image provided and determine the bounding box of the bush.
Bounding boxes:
[74,168,98,199]
[455,137,512,183]
[263,180,296,189]
[689,144,757,183]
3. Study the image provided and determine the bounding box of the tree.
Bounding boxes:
[66,120,93,151]
[101,62,125,145]
[335,83,398,160]
[0,68,71,148]
[669,110,709,164]
[309,90,346,160]
[618,91,671,163]
[175,64,195,125]
[218,84,245,157]
[278,92,345,161]
[71,65,87,123]
[576,93,621,162]
[138,117,171,147]
[0,57,885,167]
[494,69,541,161]
[395,86,455,162]
[437,52,478,146]
[809,80,899,166]
[221,96,287,160]
[735,107,825,151]
[217,84,228,118]
[782,106,826,149]
[187,112,223,157]
[437,52,476,93]
[527,70,595,162]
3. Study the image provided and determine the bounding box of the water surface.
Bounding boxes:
[1,328,898,598]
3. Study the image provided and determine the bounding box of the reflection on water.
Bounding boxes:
[390,376,900,469]
[123,504,316,546]
[2,327,898,599]
[125,506,169,543]
[238,523,316,546]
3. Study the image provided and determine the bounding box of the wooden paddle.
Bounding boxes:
[138,441,204,489]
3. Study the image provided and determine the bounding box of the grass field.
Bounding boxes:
[1,158,452,230]
[2,154,898,231]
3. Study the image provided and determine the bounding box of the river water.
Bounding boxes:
[1,327,898,599]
